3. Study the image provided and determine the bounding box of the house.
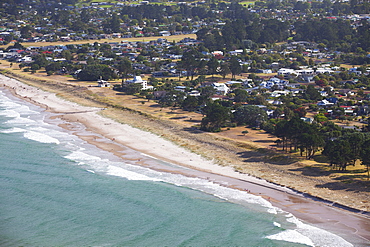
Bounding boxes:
[212,83,229,95]
[328,97,339,104]
[97,79,110,87]
[277,68,299,77]
[320,91,328,97]
[256,69,272,74]
[126,76,153,90]
[270,90,290,97]
[17,56,33,63]
[225,81,242,87]
[337,89,355,97]
[188,90,200,97]
[174,86,187,92]
[300,117,314,123]
[317,99,334,107]
[159,31,171,36]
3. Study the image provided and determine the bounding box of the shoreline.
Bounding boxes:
[0,73,369,245]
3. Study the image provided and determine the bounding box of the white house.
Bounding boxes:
[126,76,153,90]
[159,31,171,36]
[212,83,229,95]
[317,99,334,107]
[277,68,299,77]
[97,79,111,87]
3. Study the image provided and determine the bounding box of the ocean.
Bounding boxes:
[0,87,355,247]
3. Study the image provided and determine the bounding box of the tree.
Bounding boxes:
[207,57,219,77]
[314,113,328,123]
[123,83,142,95]
[294,107,307,118]
[233,105,267,127]
[30,63,40,72]
[117,58,132,86]
[233,88,249,103]
[342,132,367,165]
[45,62,61,73]
[104,13,121,33]
[61,50,72,61]
[182,96,199,111]
[220,63,231,79]
[179,48,201,81]
[323,139,353,170]
[242,130,249,135]
[297,131,324,159]
[229,57,241,79]
[360,139,370,180]
[201,102,231,132]
[159,90,185,107]
[275,117,311,152]
[198,86,216,106]
[305,85,322,101]
[77,64,114,81]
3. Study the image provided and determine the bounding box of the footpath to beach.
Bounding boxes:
[0,63,369,244]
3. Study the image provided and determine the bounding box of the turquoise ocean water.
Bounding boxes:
[0,88,355,247]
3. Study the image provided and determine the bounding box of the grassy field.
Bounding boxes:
[239,0,255,5]
[1,34,197,49]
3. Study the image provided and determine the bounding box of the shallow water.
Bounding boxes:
[0,88,354,247]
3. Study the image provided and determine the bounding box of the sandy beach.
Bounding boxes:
[0,73,369,245]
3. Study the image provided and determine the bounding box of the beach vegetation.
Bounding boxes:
[360,139,370,180]
[234,105,267,128]
[200,101,231,132]
[242,130,249,135]
[76,64,116,81]
[121,82,143,95]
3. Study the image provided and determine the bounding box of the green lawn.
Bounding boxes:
[239,1,255,5]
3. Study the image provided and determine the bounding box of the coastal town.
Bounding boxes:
[1,0,370,237]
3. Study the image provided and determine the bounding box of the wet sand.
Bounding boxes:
[0,74,369,245]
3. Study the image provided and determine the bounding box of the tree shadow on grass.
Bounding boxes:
[170,116,188,120]
[184,119,201,123]
[237,150,266,163]
[149,104,162,108]
[253,139,277,143]
[236,149,299,165]
[182,127,204,134]
[315,180,370,193]
[312,155,329,164]
[166,111,183,115]
[289,166,332,177]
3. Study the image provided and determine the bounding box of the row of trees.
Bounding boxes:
[197,17,370,52]
[199,101,370,178]
[323,132,370,178]
[179,48,241,80]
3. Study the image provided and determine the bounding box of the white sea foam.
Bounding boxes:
[6,116,35,124]
[283,214,353,247]
[23,130,60,144]
[0,127,27,133]
[0,109,20,118]
[267,229,314,246]
[65,150,104,162]
[273,222,281,228]
[107,165,162,181]
[2,126,60,144]
[0,98,39,115]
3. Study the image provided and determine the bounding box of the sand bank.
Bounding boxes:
[0,73,369,245]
